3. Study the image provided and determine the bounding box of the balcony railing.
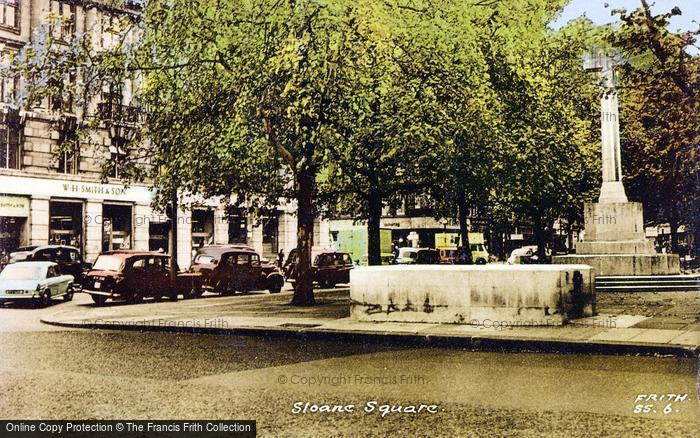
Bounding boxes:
[98,102,142,124]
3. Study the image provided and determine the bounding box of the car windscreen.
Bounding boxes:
[194,255,216,264]
[92,256,124,272]
[0,266,42,280]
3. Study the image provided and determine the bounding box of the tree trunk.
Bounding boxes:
[458,196,473,264]
[669,206,679,254]
[168,189,178,283]
[534,215,547,263]
[292,169,316,306]
[367,189,382,266]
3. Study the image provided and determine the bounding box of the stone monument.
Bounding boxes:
[553,50,680,276]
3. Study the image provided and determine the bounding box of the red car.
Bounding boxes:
[179,246,284,297]
[82,251,176,305]
[285,250,353,289]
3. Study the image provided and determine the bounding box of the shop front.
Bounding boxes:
[0,175,154,262]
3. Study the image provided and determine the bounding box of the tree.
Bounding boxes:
[609,1,699,255]
[318,2,444,266]
[137,0,365,305]
[482,10,601,261]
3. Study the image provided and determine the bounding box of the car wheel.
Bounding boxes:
[129,292,144,304]
[183,287,197,299]
[269,286,282,294]
[63,291,74,302]
[41,290,52,307]
[91,294,107,306]
[152,293,162,302]
[476,258,487,265]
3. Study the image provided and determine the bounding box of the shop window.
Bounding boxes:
[49,201,83,250]
[227,208,247,244]
[148,221,170,252]
[262,213,279,256]
[102,203,132,251]
[0,0,19,30]
[0,216,26,256]
[0,123,21,169]
[191,209,214,249]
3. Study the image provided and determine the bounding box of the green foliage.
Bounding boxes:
[609,1,699,253]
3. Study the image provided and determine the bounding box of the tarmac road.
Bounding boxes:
[0,293,698,437]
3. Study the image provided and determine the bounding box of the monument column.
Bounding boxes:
[552,50,679,276]
[588,53,627,203]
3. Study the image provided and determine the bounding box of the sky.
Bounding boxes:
[551,0,700,33]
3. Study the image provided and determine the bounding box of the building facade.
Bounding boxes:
[0,1,328,268]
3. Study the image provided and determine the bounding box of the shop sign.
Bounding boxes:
[0,195,29,217]
[61,182,128,197]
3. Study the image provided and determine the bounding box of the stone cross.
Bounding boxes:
[583,51,628,203]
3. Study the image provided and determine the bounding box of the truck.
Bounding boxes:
[334,228,394,265]
[434,232,490,264]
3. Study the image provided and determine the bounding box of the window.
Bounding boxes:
[110,144,127,178]
[0,0,19,30]
[34,249,55,261]
[236,254,250,265]
[47,266,58,278]
[100,14,120,49]
[0,123,21,169]
[1,76,18,103]
[57,143,79,174]
[49,1,76,41]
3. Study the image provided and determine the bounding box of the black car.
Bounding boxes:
[7,245,91,284]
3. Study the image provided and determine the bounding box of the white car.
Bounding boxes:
[507,246,537,265]
[0,261,75,307]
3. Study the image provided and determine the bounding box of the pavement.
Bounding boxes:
[37,286,700,357]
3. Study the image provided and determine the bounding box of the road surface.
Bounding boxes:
[1,293,698,437]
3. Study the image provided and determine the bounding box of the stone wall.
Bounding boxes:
[350,265,595,325]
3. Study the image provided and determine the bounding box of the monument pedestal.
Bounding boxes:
[553,201,680,276]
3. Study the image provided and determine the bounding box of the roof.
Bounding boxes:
[100,250,169,258]
[5,261,56,268]
[195,245,257,259]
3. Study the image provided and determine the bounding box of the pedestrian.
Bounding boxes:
[453,246,468,265]
[277,248,285,269]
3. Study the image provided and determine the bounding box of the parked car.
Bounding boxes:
[180,247,285,296]
[82,251,177,305]
[188,244,256,274]
[395,247,440,265]
[438,244,490,265]
[0,261,76,307]
[285,250,354,288]
[6,245,91,284]
[507,245,551,264]
[358,253,395,266]
[283,246,337,278]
